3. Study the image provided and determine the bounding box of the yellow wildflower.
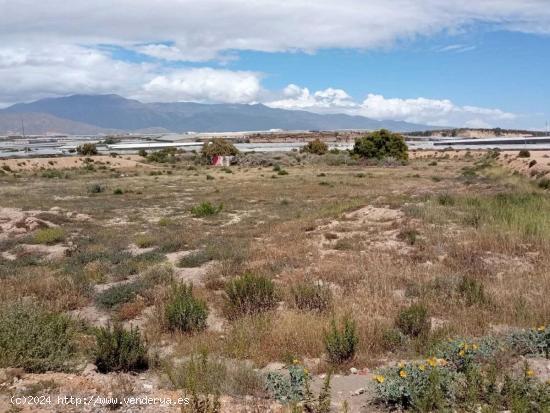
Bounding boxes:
[292,359,299,365]
[399,370,408,378]
[537,326,545,332]
[472,343,479,351]
[464,343,470,351]
[527,370,535,377]
[398,361,405,368]
[458,349,465,357]
[304,368,309,375]
[418,364,426,372]
[427,357,437,367]
[374,375,385,383]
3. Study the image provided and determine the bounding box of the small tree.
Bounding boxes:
[323,316,358,364]
[201,138,239,159]
[165,283,208,333]
[94,324,148,373]
[302,139,328,155]
[353,129,408,161]
[77,143,98,156]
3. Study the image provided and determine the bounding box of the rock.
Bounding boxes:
[82,363,98,376]
[350,388,365,396]
[143,383,153,391]
[263,362,285,372]
[350,367,358,375]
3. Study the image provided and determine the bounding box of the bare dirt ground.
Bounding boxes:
[1,149,550,412]
[0,155,149,171]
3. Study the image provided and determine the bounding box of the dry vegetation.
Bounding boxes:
[1,148,549,412]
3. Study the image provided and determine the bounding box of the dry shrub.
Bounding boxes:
[224,311,326,365]
[116,297,146,321]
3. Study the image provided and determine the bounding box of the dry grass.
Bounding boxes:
[1,150,550,379]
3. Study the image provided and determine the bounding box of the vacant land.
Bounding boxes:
[1,149,549,412]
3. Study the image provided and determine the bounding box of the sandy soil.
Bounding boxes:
[0,155,149,171]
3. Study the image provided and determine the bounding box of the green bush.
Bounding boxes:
[33,227,65,245]
[87,183,104,194]
[0,302,75,372]
[77,143,98,156]
[165,283,208,333]
[353,129,408,161]
[201,138,239,158]
[113,188,124,195]
[94,324,148,373]
[178,250,212,268]
[191,201,223,217]
[301,139,328,155]
[373,361,456,410]
[146,148,177,163]
[95,281,145,309]
[134,233,155,248]
[537,178,550,190]
[518,149,531,158]
[224,274,276,318]
[290,281,332,312]
[323,316,358,364]
[458,276,486,306]
[395,304,431,337]
[138,149,147,157]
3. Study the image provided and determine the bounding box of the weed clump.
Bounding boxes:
[395,304,431,338]
[224,274,276,318]
[191,201,223,217]
[290,281,332,313]
[94,324,148,373]
[165,283,208,333]
[0,302,75,372]
[458,276,486,306]
[323,316,358,364]
[33,227,65,245]
[518,149,531,158]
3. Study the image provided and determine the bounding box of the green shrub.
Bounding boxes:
[138,149,147,157]
[302,139,328,155]
[87,183,104,194]
[353,129,408,161]
[95,281,145,309]
[134,233,155,248]
[94,324,148,373]
[518,149,531,158]
[165,283,208,332]
[395,304,430,337]
[507,326,549,358]
[178,250,212,268]
[397,228,419,246]
[373,361,456,410]
[458,276,486,306]
[191,201,223,217]
[33,227,65,245]
[113,188,124,195]
[0,302,75,372]
[146,148,177,163]
[538,178,550,190]
[77,143,98,156]
[290,281,332,312]
[224,274,276,318]
[201,138,239,158]
[323,316,358,364]
[266,363,309,403]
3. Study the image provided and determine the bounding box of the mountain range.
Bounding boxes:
[0,94,433,135]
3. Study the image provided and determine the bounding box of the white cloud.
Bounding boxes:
[268,85,356,111]
[266,87,517,127]
[0,1,549,61]
[140,68,262,103]
[0,45,263,106]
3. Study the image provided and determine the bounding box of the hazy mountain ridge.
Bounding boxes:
[1,94,434,134]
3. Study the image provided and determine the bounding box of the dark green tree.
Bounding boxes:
[353,129,408,161]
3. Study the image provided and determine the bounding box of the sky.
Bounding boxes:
[0,0,549,129]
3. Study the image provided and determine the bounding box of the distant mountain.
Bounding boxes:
[0,112,120,136]
[1,94,433,134]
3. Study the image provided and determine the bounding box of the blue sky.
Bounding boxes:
[1,0,549,128]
